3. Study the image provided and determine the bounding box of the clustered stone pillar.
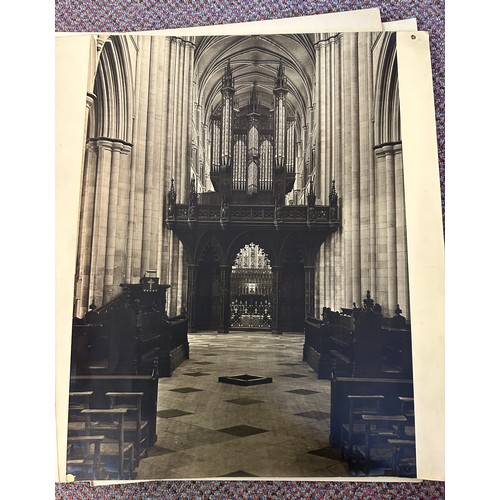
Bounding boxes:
[373,141,408,317]
[75,36,196,318]
[313,33,409,319]
[374,144,388,312]
[394,144,409,318]
[75,132,98,317]
[129,36,194,317]
[358,33,373,300]
[314,34,339,316]
[81,138,132,313]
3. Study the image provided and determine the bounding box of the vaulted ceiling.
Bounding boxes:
[193,35,316,128]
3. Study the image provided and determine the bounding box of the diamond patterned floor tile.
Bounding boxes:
[217,424,269,437]
[225,397,264,406]
[157,409,194,419]
[169,387,204,393]
[135,332,368,480]
[308,446,341,460]
[147,446,177,457]
[219,470,258,477]
[219,374,272,386]
[286,389,321,395]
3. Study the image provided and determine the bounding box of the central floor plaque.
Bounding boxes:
[218,374,273,386]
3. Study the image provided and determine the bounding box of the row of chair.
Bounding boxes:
[66,391,150,480]
[340,395,416,477]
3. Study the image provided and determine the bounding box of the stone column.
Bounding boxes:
[187,264,198,332]
[89,138,113,308]
[333,34,344,313]
[141,36,160,274]
[358,33,372,298]
[393,142,409,319]
[317,39,327,199]
[127,35,151,283]
[385,144,397,315]
[342,34,353,308]
[219,265,231,333]
[75,137,98,317]
[374,144,388,312]
[114,143,132,295]
[103,140,126,304]
[272,265,282,334]
[349,33,361,307]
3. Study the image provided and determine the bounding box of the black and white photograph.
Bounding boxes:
[58,30,442,482]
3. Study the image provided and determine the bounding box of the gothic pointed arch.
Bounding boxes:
[88,35,135,143]
[373,32,400,146]
[194,233,224,266]
[226,231,277,267]
[74,35,136,317]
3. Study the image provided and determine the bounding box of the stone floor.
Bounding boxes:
[136,331,350,480]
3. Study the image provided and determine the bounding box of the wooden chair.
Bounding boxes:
[67,391,93,435]
[81,408,135,480]
[66,435,105,480]
[340,395,384,462]
[355,414,407,475]
[388,438,417,477]
[106,392,149,466]
[399,396,415,437]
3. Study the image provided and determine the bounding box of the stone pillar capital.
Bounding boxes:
[86,92,97,108]
[373,141,402,158]
[87,137,134,152]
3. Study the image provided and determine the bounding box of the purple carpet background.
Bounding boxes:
[55,1,444,497]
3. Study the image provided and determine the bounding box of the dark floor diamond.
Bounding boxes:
[184,371,211,377]
[278,363,302,366]
[169,387,203,393]
[201,353,218,356]
[147,446,176,457]
[294,410,330,421]
[219,470,258,477]
[217,425,269,437]
[157,409,194,419]
[219,374,272,386]
[286,389,321,395]
[225,398,264,406]
[282,373,308,378]
[308,447,341,460]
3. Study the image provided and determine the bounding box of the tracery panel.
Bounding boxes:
[211,118,221,173]
[259,135,273,190]
[233,134,247,190]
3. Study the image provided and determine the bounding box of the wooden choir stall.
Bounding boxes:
[67,274,189,480]
[304,291,416,477]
